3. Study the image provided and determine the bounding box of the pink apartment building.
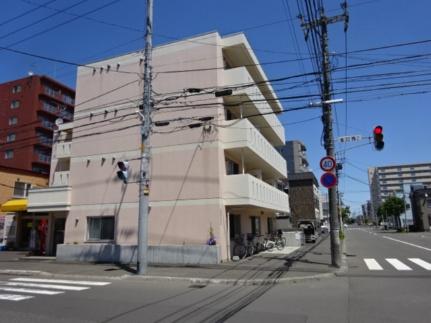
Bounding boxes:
[27,32,290,263]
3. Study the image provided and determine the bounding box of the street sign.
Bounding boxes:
[337,135,363,143]
[320,156,336,172]
[320,172,337,188]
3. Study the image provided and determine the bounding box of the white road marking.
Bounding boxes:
[0,294,34,301]
[386,258,412,271]
[0,282,89,291]
[382,236,431,252]
[408,258,431,270]
[10,278,111,286]
[364,258,383,270]
[0,286,63,295]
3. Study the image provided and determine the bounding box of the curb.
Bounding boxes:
[0,268,337,286]
[127,271,337,286]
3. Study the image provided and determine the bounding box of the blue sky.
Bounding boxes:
[1,0,431,214]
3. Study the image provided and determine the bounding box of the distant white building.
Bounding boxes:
[368,162,431,220]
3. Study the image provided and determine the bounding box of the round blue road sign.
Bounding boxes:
[320,172,337,188]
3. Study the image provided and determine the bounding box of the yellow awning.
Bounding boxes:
[1,199,28,212]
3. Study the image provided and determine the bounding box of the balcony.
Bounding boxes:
[220,119,286,178]
[52,171,70,186]
[223,67,284,145]
[37,119,55,130]
[34,153,51,164]
[54,142,71,159]
[223,174,290,213]
[27,186,71,212]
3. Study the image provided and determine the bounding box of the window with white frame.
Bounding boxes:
[6,133,16,142]
[12,85,22,93]
[10,100,20,109]
[4,150,14,159]
[8,117,17,125]
[87,216,115,241]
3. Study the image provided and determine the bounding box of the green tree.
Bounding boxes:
[341,206,351,223]
[380,196,405,229]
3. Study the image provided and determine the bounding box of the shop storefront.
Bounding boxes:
[1,199,66,256]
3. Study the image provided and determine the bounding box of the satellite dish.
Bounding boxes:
[55,118,64,126]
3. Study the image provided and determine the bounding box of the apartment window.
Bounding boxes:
[87,216,115,241]
[8,117,17,125]
[226,159,239,175]
[13,182,31,198]
[6,133,16,142]
[4,149,13,159]
[10,100,20,109]
[12,85,21,93]
[250,216,261,236]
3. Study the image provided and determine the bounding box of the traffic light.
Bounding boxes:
[373,125,384,151]
[116,160,129,183]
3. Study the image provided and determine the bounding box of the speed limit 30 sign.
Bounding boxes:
[320,156,336,172]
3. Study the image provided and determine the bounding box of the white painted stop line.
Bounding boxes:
[10,278,111,286]
[0,294,34,301]
[386,258,412,271]
[364,258,383,270]
[408,258,431,270]
[0,281,89,291]
[0,286,63,295]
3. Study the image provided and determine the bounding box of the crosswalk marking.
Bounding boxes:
[0,278,111,302]
[10,278,111,286]
[0,294,34,301]
[386,258,412,271]
[408,258,431,270]
[361,258,431,272]
[0,286,64,295]
[364,258,383,270]
[0,281,90,291]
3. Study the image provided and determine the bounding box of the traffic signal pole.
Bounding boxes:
[321,19,341,267]
[137,0,153,275]
[301,5,348,268]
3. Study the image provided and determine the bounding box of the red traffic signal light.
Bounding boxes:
[373,126,383,135]
[373,125,384,151]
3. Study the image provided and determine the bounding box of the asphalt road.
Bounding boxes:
[0,227,430,323]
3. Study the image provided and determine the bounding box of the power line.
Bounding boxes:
[2,0,121,55]
[0,0,58,26]
[0,0,89,41]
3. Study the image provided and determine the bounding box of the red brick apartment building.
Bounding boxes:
[0,75,75,175]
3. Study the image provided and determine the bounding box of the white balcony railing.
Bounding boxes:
[220,119,286,178]
[52,171,70,186]
[223,174,289,212]
[55,142,71,159]
[27,186,71,212]
[223,67,285,145]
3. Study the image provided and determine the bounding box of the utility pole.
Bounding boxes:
[300,3,348,268]
[137,0,153,275]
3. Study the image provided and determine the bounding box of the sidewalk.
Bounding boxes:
[0,235,343,285]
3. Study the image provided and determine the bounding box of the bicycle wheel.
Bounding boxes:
[233,245,246,259]
[275,238,284,250]
[247,244,255,257]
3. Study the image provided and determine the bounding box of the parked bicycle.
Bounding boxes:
[272,231,286,250]
[232,234,254,259]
